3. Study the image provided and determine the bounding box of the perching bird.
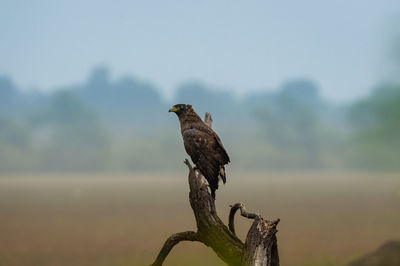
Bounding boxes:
[169,104,230,198]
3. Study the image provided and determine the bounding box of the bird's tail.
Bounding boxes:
[219,166,226,184]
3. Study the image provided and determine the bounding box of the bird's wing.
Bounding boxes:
[196,123,230,164]
[183,128,214,163]
[183,128,222,188]
[212,132,230,164]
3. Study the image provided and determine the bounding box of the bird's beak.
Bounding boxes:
[169,106,178,113]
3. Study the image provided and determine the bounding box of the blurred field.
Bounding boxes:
[0,172,399,266]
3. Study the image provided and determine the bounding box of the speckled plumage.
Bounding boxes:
[169,104,230,198]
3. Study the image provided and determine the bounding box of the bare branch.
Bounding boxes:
[152,111,280,266]
[184,159,193,171]
[229,203,258,235]
[150,231,200,266]
[242,217,280,266]
[204,112,213,128]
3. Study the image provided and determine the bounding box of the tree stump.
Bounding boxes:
[151,113,280,266]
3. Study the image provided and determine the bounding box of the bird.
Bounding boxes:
[169,104,230,199]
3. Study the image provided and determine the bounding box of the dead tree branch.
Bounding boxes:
[229,203,258,235]
[204,112,213,127]
[151,113,280,266]
[150,231,200,266]
[242,217,280,266]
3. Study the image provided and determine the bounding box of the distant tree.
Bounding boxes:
[78,66,167,128]
[254,79,324,169]
[86,66,112,92]
[280,79,320,105]
[0,117,29,149]
[174,81,237,125]
[31,91,111,171]
[0,76,19,115]
[348,84,400,169]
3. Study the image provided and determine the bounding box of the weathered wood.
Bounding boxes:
[150,231,200,266]
[204,112,213,127]
[185,159,244,265]
[150,113,280,266]
[229,203,258,235]
[241,217,280,266]
[229,203,280,266]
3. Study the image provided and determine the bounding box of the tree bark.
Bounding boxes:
[150,113,280,266]
[241,217,280,266]
[150,231,200,266]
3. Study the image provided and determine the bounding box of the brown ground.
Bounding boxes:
[348,240,400,266]
[0,172,399,266]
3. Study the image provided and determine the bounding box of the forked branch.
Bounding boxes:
[229,203,258,235]
[150,231,200,266]
[150,112,280,266]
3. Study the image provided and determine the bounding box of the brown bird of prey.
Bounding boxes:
[169,104,230,199]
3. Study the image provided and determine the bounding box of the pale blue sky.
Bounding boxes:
[0,0,399,102]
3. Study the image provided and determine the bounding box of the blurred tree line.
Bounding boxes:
[0,66,398,173]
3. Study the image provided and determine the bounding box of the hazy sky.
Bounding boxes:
[1,0,399,102]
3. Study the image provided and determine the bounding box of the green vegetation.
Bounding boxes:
[0,68,399,172]
[348,84,400,170]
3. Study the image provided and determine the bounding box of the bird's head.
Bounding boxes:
[169,104,192,116]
